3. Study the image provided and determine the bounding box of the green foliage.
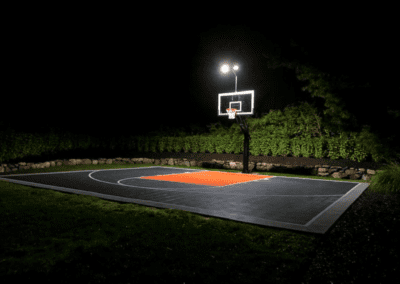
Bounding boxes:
[258,137,272,156]
[72,133,91,150]
[154,136,163,152]
[215,135,228,154]
[166,137,175,152]
[182,137,192,153]
[135,136,144,152]
[57,133,74,151]
[338,136,356,160]
[206,122,231,136]
[113,135,128,152]
[326,137,342,160]
[387,106,400,119]
[289,138,303,157]
[277,138,292,156]
[186,123,209,136]
[249,136,262,156]
[261,44,394,162]
[299,138,315,158]
[313,137,329,159]
[295,65,362,136]
[269,138,280,157]
[232,136,244,154]
[204,137,215,153]
[198,136,208,153]
[244,101,339,158]
[227,120,249,136]
[188,135,200,153]
[366,161,400,196]
[155,136,183,153]
[247,101,325,141]
[225,135,241,154]
[353,126,395,163]
[143,136,150,152]
[149,137,158,153]
[260,44,399,164]
[173,137,183,152]
[349,142,369,163]
[125,136,136,151]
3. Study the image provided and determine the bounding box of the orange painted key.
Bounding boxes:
[141,171,273,186]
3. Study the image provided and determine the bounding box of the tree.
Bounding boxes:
[259,38,396,163]
[294,65,364,137]
[261,43,363,138]
[387,107,400,119]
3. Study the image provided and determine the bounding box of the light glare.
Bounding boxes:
[221,64,229,73]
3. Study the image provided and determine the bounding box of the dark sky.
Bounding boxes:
[3,20,399,144]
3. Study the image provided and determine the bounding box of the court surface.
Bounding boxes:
[0,166,370,234]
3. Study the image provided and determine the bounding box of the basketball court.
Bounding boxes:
[0,72,371,234]
[0,166,369,234]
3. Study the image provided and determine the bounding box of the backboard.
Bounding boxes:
[218,90,254,117]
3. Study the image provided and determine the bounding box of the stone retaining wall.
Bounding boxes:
[0,157,385,181]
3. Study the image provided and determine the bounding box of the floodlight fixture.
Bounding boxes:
[220,63,239,92]
[221,64,229,73]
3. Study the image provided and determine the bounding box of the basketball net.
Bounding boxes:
[226,108,237,119]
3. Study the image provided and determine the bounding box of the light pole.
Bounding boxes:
[220,63,251,173]
[220,64,239,92]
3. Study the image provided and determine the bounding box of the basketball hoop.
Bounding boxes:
[226,108,237,119]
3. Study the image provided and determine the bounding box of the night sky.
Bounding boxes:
[3,20,399,150]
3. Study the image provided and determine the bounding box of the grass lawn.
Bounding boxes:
[1,162,399,284]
